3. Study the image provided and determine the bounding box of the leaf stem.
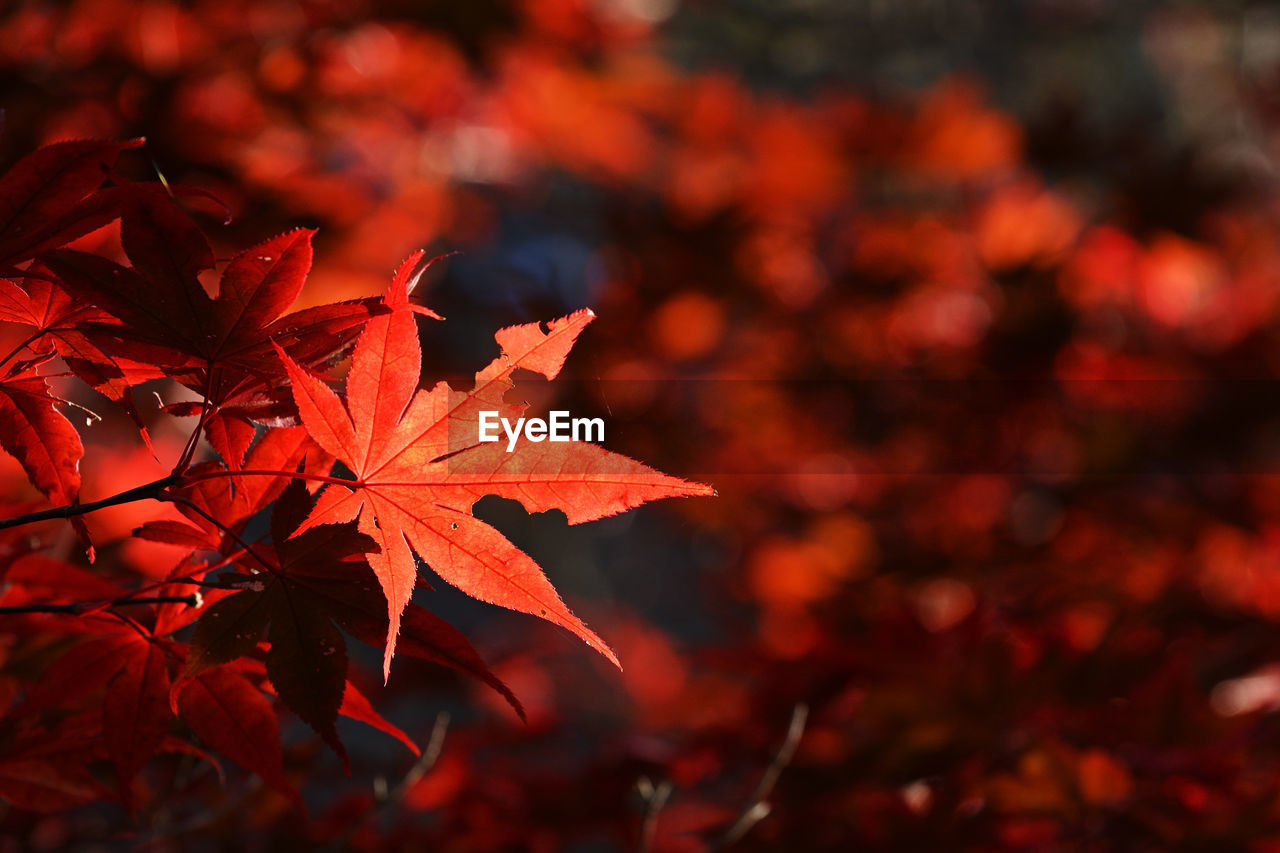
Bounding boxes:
[159,492,279,576]
[174,366,216,475]
[107,609,156,641]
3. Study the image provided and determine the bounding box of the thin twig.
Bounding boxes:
[711,703,808,850]
[165,578,244,590]
[384,712,450,803]
[80,559,249,615]
[636,777,673,853]
[325,712,449,851]
[0,594,198,615]
[0,328,50,375]
[0,538,244,620]
[0,475,176,531]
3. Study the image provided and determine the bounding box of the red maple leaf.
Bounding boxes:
[177,480,522,765]
[0,139,141,275]
[277,254,714,679]
[0,366,85,508]
[43,214,389,460]
[175,663,300,808]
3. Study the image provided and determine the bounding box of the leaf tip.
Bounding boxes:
[387,250,451,317]
[411,304,444,321]
[382,632,397,685]
[269,339,291,365]
[167,679,185,717]
[595,639,622,671]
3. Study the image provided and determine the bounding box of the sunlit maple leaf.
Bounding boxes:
[277,253,714,679]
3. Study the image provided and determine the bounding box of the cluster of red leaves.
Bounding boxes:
[0,139,709,817]
[8,1,1280,851]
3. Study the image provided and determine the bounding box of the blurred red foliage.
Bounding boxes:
[3,0,1280,850]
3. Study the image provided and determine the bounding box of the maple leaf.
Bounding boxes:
[0,263,162,438]
[0,713,111,812]
[43,199,386,371]
[179,481,523,755]
[14,632,131,711]
[0,271,96,347]
[103,636,171,809]
[175,485,367,768]
[173,425,330,549]
[0,367,85,508]
[8,621,177,810]
[267,533,527,722]
[0,139,141,274]
[277,254,713,679]
[175,664,300,808]
[337,681,418,756]
[43,217,388,453]
[134,518,215,550]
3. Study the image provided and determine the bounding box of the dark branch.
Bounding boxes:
[0,593,199,615]
[0,475,176,531]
